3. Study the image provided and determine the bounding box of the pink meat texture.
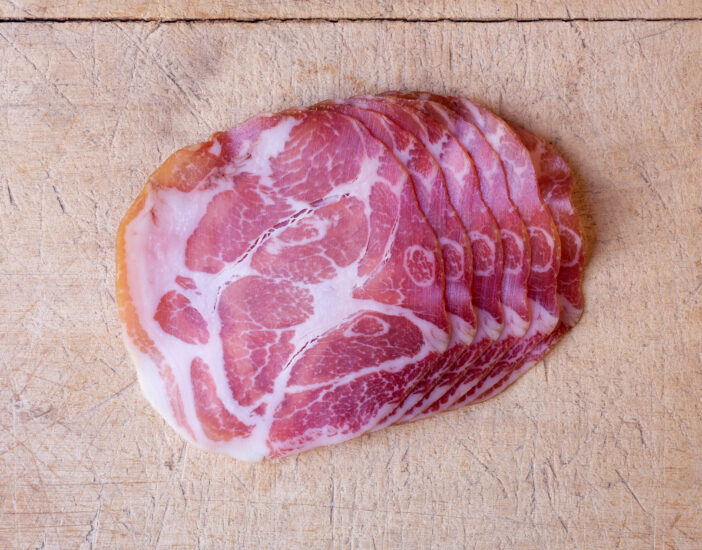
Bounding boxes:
[329,95,504,430]
[116,92,585,460]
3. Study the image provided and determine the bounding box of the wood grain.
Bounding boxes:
[1,0,701,20]
[0,19,700,549]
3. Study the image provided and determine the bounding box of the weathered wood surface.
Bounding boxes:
[0,19,700,549]
[1,0,701,20]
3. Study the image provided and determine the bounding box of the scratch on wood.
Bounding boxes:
[112,22,210,129]
[72,380,137,420]
[6,182,18,207]
[460,443,509,499]
[329,463,336,545]
[0,30,78,112]
[154,499,170,549]
[230,470,247,490]
[85,485,104,550]
[686,280,702,304]
[52,184,67,213]
[625,418,648,448]
[638,164,669,211]
[559,515,569,533]
[622,22,684,46]
[543,357,550,382]
[616,470,649,515]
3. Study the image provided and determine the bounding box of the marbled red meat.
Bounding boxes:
[116,92,585,461]
[417,95,561,413]
[342,96,504,429]
[379,93,531,419]
[469,126,584,403]
[315,99,479,428]
[117,109,450,460]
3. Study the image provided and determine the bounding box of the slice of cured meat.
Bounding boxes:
[343,95,504,427]
[116,109,451,460]
[379,93,530,418]
[116,92,587,460]
[417,95,561,414]
[313,100,478,426]
[469,127,584,403]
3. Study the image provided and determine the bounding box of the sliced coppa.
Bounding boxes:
[314,100,478,427]
[432,96,561,411]
[116,109,451,460]
[470,127,584,403]
[380,93,531,419]
[344,95,505,426]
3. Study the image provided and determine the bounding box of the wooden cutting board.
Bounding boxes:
[1,4,700,548]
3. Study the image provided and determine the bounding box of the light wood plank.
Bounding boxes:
[0,20,700,549]
[1,0,701,20]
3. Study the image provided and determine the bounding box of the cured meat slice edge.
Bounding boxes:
[379,93,531,419]
[343,95,505,428]
[468,127,585,403]
[313,99,480,428]
[413,94,561,415]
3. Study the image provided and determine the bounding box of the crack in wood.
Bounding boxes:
[0,16,700,24]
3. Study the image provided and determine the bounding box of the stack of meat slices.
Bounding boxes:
[116,92,585,461]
